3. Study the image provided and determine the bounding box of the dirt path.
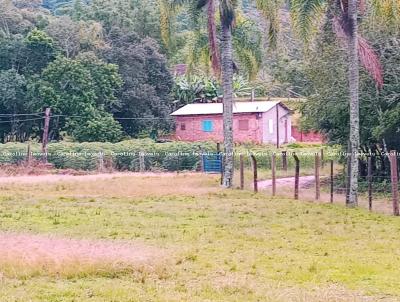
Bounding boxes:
[0,172,197,184]
[258,175,316,190]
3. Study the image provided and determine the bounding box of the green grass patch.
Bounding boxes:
[0,175,399,301]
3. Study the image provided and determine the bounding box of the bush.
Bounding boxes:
[0,140,339,172]
[0,140,216,171]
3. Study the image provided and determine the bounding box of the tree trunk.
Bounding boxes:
[221,24,234,188]
[347,0,359,207]
[207,0,221,76]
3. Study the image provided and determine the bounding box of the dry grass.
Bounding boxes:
[0,232,167,279]
[0,172,219,200]
[1,173,400,301]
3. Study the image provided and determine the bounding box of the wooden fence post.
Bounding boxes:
[251,154,258,193]
[293,152,300,200]
[346,142,351,204]
[368,156,372,211]
[389,150,399,216]
[198,147,204,172]
[240,154,244,190]
[139,151,145,172]
[220,154,224,185]
[217,143,223,185]
[26,142,32,165]
[98,152,104,172]
[315,153,320,200]
[282,151,287,172]
[320,148,325,168]
[42,107,51,163]
[330,160,334,203]
[272,153,276,196]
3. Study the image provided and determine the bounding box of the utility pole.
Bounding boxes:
[42,108,51,163]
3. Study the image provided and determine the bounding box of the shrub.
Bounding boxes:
[0,140,338,172]
[0,140,216,171]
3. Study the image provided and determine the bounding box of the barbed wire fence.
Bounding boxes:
[1,109,400,216]
[234,149,400,216]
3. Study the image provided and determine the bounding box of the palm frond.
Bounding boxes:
[255,0,283,48]
[370,0,400,26]
[158,0,195,50]
[333,16,384,88]
[158,0,175,49]
[234,47,260,80]
[289,0,326,42]
[233,19,263,79]
[358,36,384,88]
[185,31,211,75]
[219,0,235,28]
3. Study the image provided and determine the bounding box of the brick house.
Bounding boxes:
[171,101,293,144]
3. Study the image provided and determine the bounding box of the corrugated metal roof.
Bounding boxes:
[171,101,283,116]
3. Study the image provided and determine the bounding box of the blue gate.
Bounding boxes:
[202,153,222,173]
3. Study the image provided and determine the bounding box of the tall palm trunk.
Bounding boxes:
[347,0,359,207]
[207,0,221,76]
[221,24,234,188]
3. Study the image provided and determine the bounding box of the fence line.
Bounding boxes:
[235,150,400,216]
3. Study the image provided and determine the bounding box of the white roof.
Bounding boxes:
[171,101,284,116]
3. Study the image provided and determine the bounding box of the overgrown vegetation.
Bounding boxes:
[0,140,336,171]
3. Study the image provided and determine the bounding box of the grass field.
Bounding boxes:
[1,173,400,301]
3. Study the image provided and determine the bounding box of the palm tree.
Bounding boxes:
[185,0,235,187]
[290,0,385,206]
[218,0,235,187]
[160,0,280,188]
[347,0,361,207]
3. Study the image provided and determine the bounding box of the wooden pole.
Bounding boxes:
[368,156,372,211]
[315,153,320,201]
[389,151,399,216]
[346,142,351,204]
[321,149,325,168]
[240,154,244,190]
[220,154,224,185]
[251,154,258,193]
[26,142,32,165]
[139,151,145,172]
[98,152,104,172]
[282,151,287,172]
[293,152,300,200]
[41,108,51,163]
[276,105,280,149]
[272,153,276,196]
[217,143,223,185]
[330,160,334,203]
[198,147,204,172]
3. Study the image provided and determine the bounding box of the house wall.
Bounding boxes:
[174,113,263,143]
[262,104,291,144]
[291,126,324,143]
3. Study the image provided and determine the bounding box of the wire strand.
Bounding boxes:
[0,112,44,117]
[0,117,44,124]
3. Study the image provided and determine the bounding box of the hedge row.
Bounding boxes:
[0,140,338,171]
[0,140,216,171]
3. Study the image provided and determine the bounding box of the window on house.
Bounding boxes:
[180,123,186,131]
[202,120,213,132]
[238,120,249,131]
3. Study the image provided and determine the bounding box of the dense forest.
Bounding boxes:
[0,0,399,152]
